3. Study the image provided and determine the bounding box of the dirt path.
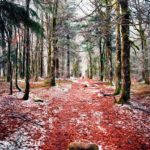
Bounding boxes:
[0,79,150,150]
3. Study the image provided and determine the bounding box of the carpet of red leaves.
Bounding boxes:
[0,79,150,150]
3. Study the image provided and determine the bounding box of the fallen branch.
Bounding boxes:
[128,102,150,114]
[8,113,43,127]
[99,91,117,103]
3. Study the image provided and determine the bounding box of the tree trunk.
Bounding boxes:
[61,49,65,77]
[50,41,56,86]
[143,39,149,84]
[139,27,149,84]
[35,36,39,82]
[18,29,23,78]
[55,58,59,78]
[46,14,51,77]
[99,38,105,81]
[50,0,58,86]
[15,36,22,92]
[106,0,113,85]
[118,0,131,104]
[2,31,6,77]
[22,30,26,79]
[88,51,93,79]
[67,34,70,78]
[8,41,13,95]
[40,13,44,77]
[23,0,31,100]
[6,27,13,95]
[40,35,44,77]
[114,0,122,95]
[30,32,35,77]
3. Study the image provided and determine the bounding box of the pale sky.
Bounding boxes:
[74,0,94,18]
[74,0,94,77]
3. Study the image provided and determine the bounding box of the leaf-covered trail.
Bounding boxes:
[0,79,150,150]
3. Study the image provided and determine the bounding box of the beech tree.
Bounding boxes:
[105,0,113,85]
[23,0,31,100]
[114,0,121,95]
[118,0,131,104]
[49,0,59,86]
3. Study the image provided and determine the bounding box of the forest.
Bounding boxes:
[0,0,150,149]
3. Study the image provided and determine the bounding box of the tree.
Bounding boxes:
[40,13,44,77]
[67,34,70,78]
[117,0,131,104]
[23,0,44,99]
[105,0,113,85]
[15,28,22,92]
[50,0,59,86]
[99,38,105,81]
[23,0,31,100]
[114,0,122,95]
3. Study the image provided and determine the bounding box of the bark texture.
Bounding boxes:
[114,0,122,95]
[118,0,131,104]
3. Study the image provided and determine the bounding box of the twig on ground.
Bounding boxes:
[8,113,43,127]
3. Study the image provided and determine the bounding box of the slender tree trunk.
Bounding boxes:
[2,31,6,77]
[18,29,23,78]
[40,30,44,77]
[22,30,26,79]
[143,39,149,84]
[50,0,58,86]
[14,28,22,91]
[88,51,93,79]
[15,42,22,92]
[40,13,44,77]
[50,39,56,86]
[106,0,113,85]
[55,41,59,78]
[6,27,13,94]
[67,34,70,78]
[55,58,59,78]
[38,12,44,78]
[35,36,39,82]
[48,41,51,77]
[23,0,31,100]
[118,0,131,104]
[61,49,65,77]
[30,32,34,76]
[114,0,122,95]
[7,43,11,82]
[46,14,51,77]
[139,27,149,84]
[99,38,104,81]
[106,40,113,84]
[8,41,13,95]
[40,39,44,77]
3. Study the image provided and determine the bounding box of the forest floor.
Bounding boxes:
[0,78,150,150]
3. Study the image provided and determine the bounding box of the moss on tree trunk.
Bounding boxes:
[114,0,122,95]
[118,0,131,104]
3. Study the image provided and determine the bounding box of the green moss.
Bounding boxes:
[114,87,121,95]
[117,97,125,105]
